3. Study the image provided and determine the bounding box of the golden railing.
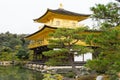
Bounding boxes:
[28,39,48,49]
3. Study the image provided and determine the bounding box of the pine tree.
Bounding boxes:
[43,27,90,75]
[85,2,120,78]
[91,2,120,30]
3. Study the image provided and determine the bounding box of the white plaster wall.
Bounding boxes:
[74,52,92,61]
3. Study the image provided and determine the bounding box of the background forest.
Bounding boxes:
[0,32,31,61]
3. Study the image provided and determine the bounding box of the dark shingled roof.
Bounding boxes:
[48,8,90,16]
[25,25,57,38]
[34,8,90,22]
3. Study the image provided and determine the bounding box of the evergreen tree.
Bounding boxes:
[91,2,120,30]
[43,27,91,75]
[86,29,120,74]
[85,2,120,78]
[0,32,30,61]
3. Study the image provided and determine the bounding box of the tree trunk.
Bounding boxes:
[92,47,100,59]
[69,53,80,76]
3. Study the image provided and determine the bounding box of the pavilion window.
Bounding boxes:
[72,22,76,26]
[56,21,60,26]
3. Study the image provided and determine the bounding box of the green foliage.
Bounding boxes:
[0,52,14,61]
[43,73,63,80]
[85,33,100,46]
[63,71,75,78]
[91,2,120,30]
[45,59,63,66]
[0,32,22,51]
[43,48,68,57]
[76,75,96,80]
[85,2,120,77]
[43,48,69,65]
[0,32,30,61]
[85,59,109,74]
[43,27,91,75]
[43,27,91,65]
[77,46,93,55]
[97,29,120,52]
[16,49,29,60]
[48,27,88,49]
[85,29,120,75]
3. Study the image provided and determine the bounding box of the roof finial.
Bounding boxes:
[59,3,63,9]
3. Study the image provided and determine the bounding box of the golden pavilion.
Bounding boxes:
[26,4,91,63]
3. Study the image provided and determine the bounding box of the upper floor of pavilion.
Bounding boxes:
[33,4,90,28]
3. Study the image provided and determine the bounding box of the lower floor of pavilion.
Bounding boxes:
[30,45,92,66]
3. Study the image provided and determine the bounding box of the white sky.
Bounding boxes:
[0,0,118,34]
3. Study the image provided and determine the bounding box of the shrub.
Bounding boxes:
[65,71,75,78]
[43,73,63,80]
[76,75,96,80]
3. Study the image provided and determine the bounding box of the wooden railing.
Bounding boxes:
[28,39,48,49]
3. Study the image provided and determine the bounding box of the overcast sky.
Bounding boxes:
[0,0,118,34]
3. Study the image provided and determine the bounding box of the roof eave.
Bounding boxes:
[33,8,91,23]
[25,25,57,38]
